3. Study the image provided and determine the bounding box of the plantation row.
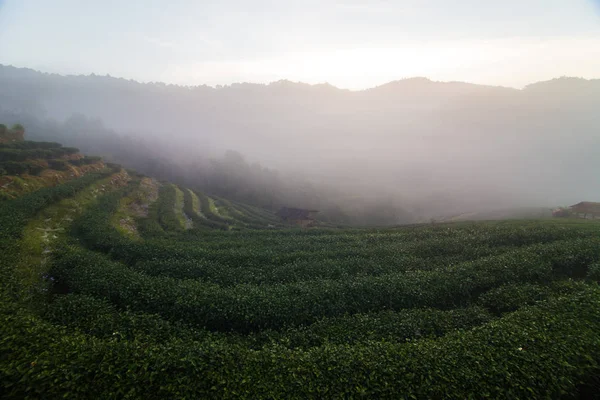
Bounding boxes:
[185,188,284,230]
[41,291,493,348]
[134,182,283,236]
[0,140,104,176]
[69,190,599,285]
[41,278,590,349]
[50,236,600,333]
[4,282,600,398]
[0,166,119,305]
[0,145,79,162]
[2,148,600,397]
[0,169,116,245]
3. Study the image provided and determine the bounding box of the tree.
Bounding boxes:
[0,124,6,135]
[10,123,24,132]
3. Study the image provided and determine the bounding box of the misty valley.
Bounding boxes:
[1,70,600,398]
[1,2,600,396]
[2,66,599,226]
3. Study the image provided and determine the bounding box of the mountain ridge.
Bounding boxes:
[1,63,599,224]
[1,64,597,92]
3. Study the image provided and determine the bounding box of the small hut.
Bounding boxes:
[276,207,319,227]
[569,202,600,219]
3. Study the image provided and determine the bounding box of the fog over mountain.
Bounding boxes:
[1,64,599,224]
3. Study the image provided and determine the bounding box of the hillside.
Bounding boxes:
[2,138,600,397]
[0,130,107,200]
[1,65,600,224]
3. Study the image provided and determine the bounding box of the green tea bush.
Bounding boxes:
[195,190,231,225]
[69,155,102,167]
[2,286,600,398]
[587,263,600,282]
[105,162,122,170]
[250,306,494,349]
[48,159,69,171]
[0,161,30,175]
[4,142,600,398]
[0,140,62,150]
[10,123,24,132]
[50,238,600,333]
[478,283,553,314]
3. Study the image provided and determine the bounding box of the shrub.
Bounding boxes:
[0,141,62,150]
[10,123,24,132]
[478,283,554,314]
[4,152,600,399]
[154,185,183,233]
[68,158,85,166]
[588,263,600,282]
[48,159,69,171]
[50,238,600,333]
[0,161,30,175]
[28,163,45,176]
[61,147,80,155]
[84,156,102,164]
[2,286,600,398]
[105,162,121,170]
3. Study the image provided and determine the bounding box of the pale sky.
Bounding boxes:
[0,0,599,89]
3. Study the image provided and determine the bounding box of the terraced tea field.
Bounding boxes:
[1,140,600,398]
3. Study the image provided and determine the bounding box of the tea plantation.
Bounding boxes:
[1,141,600,398]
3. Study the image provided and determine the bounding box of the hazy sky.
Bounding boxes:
[1,0,599,89]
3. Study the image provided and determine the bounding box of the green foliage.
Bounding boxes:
[0,140,62,150]
[587,263,600,282]
[10,123,24,132]
[69,155,103,166]
[2,142,600,398]
[250,306,495,348]
[2,286,600,398]
[156,184,183,232]
[0,171,113,243]
[42,293,208,343]
[214,196,283,229]
[0,161,32,175]
[196,190,230,226]
[50,238,600,332]
[477,280,585,314]
[105,162,121,170]
[182,188,228,231]
[85,155,102,163]
[0,146,80,163]
[48,159,69,171]
[136,201,165,238]
[0,124,6,135]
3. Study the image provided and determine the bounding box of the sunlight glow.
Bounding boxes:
[164,36,600,89]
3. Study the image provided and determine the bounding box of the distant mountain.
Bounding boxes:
[1,64,599,222]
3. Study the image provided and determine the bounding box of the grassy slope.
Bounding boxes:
[110,177,161,238]
[0,160,105,200]
[2,167,600,397]
[3,138,600,397]
[15,169,129,293]
[189,189,203,217]
[173,185,192,229]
